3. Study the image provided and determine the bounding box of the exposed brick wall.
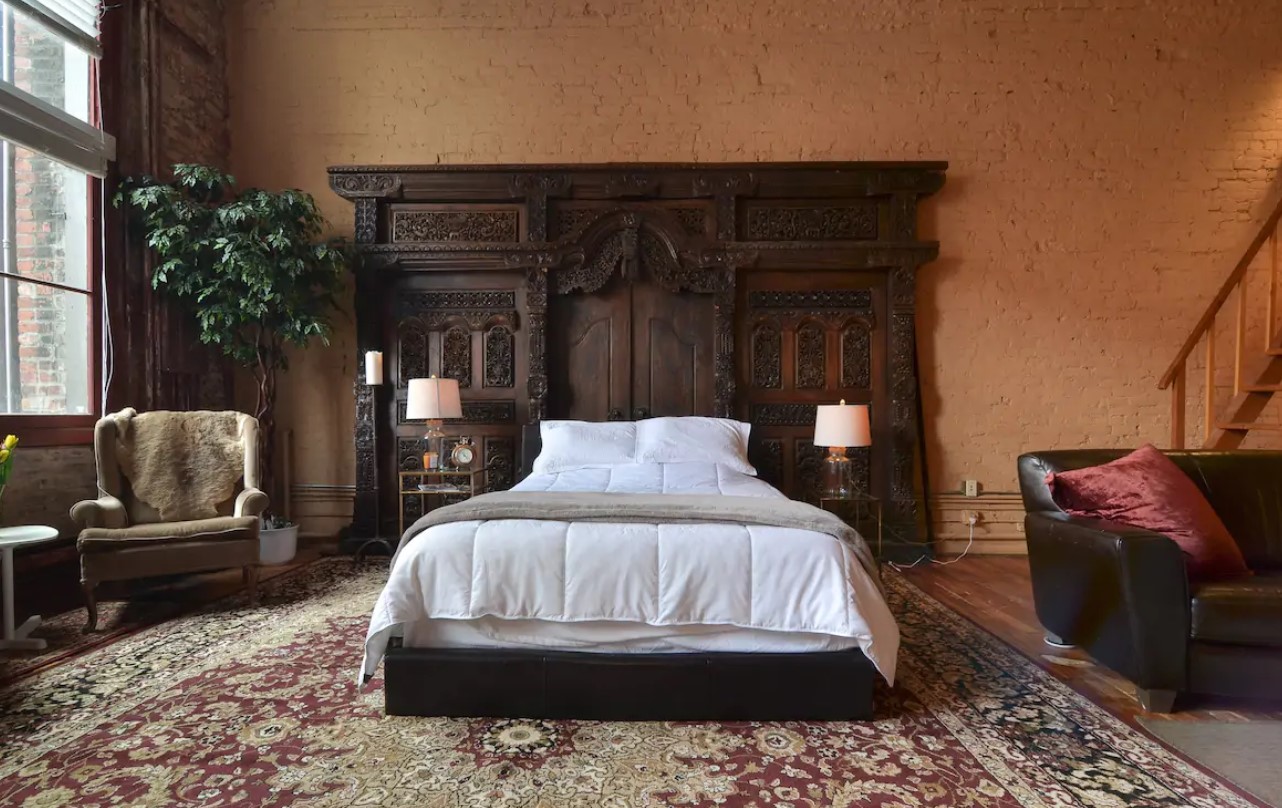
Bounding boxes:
[227,0,1282,541]
[1,447,96,541]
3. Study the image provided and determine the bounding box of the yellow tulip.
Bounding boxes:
[2,435,15,450]
[0,449,9,464]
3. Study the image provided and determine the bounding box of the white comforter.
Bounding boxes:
[362,463,900,682]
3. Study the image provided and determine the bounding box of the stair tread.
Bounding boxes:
[1244,384,1282,392]
[1217,421,1282,431]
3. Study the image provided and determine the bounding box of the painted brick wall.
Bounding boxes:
[226,0,1282,540]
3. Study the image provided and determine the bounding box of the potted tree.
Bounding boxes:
[117,164,348,564]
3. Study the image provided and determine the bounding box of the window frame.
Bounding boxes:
[0,11,102,446]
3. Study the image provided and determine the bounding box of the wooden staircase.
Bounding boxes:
[1160,200,1282,449]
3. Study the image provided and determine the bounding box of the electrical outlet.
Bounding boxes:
[962,511,980,525]
[963,479,980,498]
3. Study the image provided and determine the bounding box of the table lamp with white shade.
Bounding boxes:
[813,400,871,497]
[406,375,462,469]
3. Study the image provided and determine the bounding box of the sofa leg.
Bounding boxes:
[1137,688,1177,713]
[81,580,97,633]
[1043,631,1074,649]
[244,565,259,606]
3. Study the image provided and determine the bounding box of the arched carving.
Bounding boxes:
[751,320,782,389]
[484,325,515,388]
[443,326,472,388]
[397,318,429,385]
[795,321,826,389]
[841,321,872,389]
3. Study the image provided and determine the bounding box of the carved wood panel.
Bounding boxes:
[390,207,521,243]
[743,201,878,241]
[333,162,945,550]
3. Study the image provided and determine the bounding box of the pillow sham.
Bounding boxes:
[635,416,756,476]
[1046,443,1250,582]
[532,420,637,475]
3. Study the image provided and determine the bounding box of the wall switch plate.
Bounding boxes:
[963,479,980,498]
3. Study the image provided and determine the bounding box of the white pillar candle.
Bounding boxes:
[364,351,383,385]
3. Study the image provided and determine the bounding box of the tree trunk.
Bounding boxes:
[254,359,278,514]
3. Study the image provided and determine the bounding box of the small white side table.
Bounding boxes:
[0,525,60,651]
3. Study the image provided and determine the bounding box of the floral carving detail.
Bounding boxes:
[751,322,781,389]
[484,436,515,491]
[397,319,429,386]
[391,210,520,243]
[443,327,472,388]
[746,203,878,241]
[484,326,515,388]
[751,403,817,426]
[842,325,871,388]
[795,322,826,389]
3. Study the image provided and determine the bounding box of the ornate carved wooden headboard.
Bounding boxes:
[329,162,946,546]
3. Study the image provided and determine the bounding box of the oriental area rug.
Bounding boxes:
[0,559,1264,807]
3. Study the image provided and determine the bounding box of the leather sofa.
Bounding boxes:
[1018,450,1282,712]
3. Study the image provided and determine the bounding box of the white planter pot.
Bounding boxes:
[259,524,298,566]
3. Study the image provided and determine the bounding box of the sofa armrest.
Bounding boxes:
[235,487,270,519]
[1025,511,1190,691]
[70,495,128,530]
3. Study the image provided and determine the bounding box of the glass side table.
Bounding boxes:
[819,491,882,558]
[397,467,492,537]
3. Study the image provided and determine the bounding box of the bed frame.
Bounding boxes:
[334,162,946,719]
[380,425,879,720]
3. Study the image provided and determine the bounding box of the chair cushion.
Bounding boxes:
[1046,444,1250,581]
[78,516,258,553]
[1191,574,1282,647]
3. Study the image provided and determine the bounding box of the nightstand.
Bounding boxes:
[819,492,883,558]
[397,467,492,537]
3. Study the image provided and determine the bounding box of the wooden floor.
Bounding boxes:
[903,555,1282,724]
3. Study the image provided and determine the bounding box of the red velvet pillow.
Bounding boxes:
[1046,444,1250,581]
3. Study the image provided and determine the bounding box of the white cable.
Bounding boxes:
[888,516,976,572]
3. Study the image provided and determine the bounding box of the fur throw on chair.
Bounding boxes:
[112,408,249,522]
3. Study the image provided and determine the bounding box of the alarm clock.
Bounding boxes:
[450,437,477,469]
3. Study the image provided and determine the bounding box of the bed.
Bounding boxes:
[363,418,898,720]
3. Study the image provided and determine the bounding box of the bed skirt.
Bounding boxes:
[383,640,877,720]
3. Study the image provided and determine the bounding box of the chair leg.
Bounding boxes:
[1137,688,1177,713]
[244,565,259,606]
[81,580,97,633]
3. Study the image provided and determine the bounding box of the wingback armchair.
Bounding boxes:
[1018,449,1282,712]
[71,409,270,631]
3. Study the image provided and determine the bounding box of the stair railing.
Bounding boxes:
[1159,199,1282,448]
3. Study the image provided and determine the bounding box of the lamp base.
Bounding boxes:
[823,447,852,498]
[422,420,445,470]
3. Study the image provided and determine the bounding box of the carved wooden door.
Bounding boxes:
[550,272,713,421]
[631,279,714,419]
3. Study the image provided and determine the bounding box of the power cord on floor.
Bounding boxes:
[888,513,976,572]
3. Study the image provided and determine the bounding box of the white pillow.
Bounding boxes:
[635,416,756,476]
[532,420,637,475]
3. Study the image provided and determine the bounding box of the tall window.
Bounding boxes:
[0,1,107,433]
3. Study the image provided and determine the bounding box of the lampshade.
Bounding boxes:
[406,376,462,420]
[813,400,871,448]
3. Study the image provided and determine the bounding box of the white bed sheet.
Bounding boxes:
[363,462,899,682]
[405,616,860,654]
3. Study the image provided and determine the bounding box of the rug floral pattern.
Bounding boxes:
[0,560,1262,807]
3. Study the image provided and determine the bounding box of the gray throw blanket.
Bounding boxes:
[397,491,880,585]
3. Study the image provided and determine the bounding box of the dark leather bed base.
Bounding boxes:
[383,642,876,720]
